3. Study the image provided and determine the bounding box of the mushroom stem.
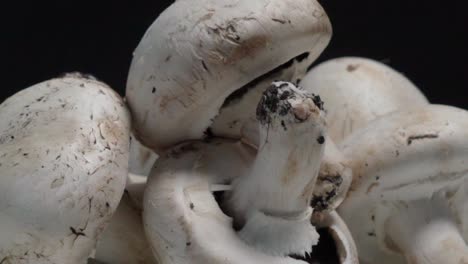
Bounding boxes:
[229,81,326,256]
[384,197,468,264]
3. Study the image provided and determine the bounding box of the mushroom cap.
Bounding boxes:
[143,139,318,263]
[300,57,428,143]
[144,137,357,263]
[337,104,468,264]
[0,75,131,263]
[126,0,331,151]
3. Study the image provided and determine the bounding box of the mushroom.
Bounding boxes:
[92,135,158,264]
[300,57,428,144]
[144,140,260,264]
[337,104,468,264]
[0,74,130,263]
[127,0,358,261]
[126,0,332,151]
[143,82,358,263]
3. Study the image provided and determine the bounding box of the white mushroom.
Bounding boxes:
[337,104,468,264]
[0,74,130,264]
[144,139,262,264]
[143,82,357,263]
[126,0,332,151]
[300,57,428,144]
[144,138,319,264]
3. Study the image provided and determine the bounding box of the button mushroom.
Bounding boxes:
[338,104,468,264]
[126,0,332,151]
[300,57,428,144]
[0,74,130,263]
[143,82,358,263]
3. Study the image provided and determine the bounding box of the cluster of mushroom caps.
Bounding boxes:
[1,0,468,263]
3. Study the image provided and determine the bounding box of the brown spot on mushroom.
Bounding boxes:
[281,120,288,131]
[167,143,199,159]
[159,94,187,112]
[366,182,380,194]
[70,227,86,237]
[282,151,298,185]
[195,12,214,25]
[51,176,65,189]
[201,60,210,73]
[317,135,325,145]
[311,94,324,111]
[347,64,359,72]
[272,18,287,24]
[311,164,344,211]
[383,169,468,192]
[177,215,192,246]
[407,134,439,145]
[203,128,215,142]
[223,35,268,65]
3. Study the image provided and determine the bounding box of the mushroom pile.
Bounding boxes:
[1,0,467,264]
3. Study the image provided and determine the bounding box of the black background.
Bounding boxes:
[2,0,468,109]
